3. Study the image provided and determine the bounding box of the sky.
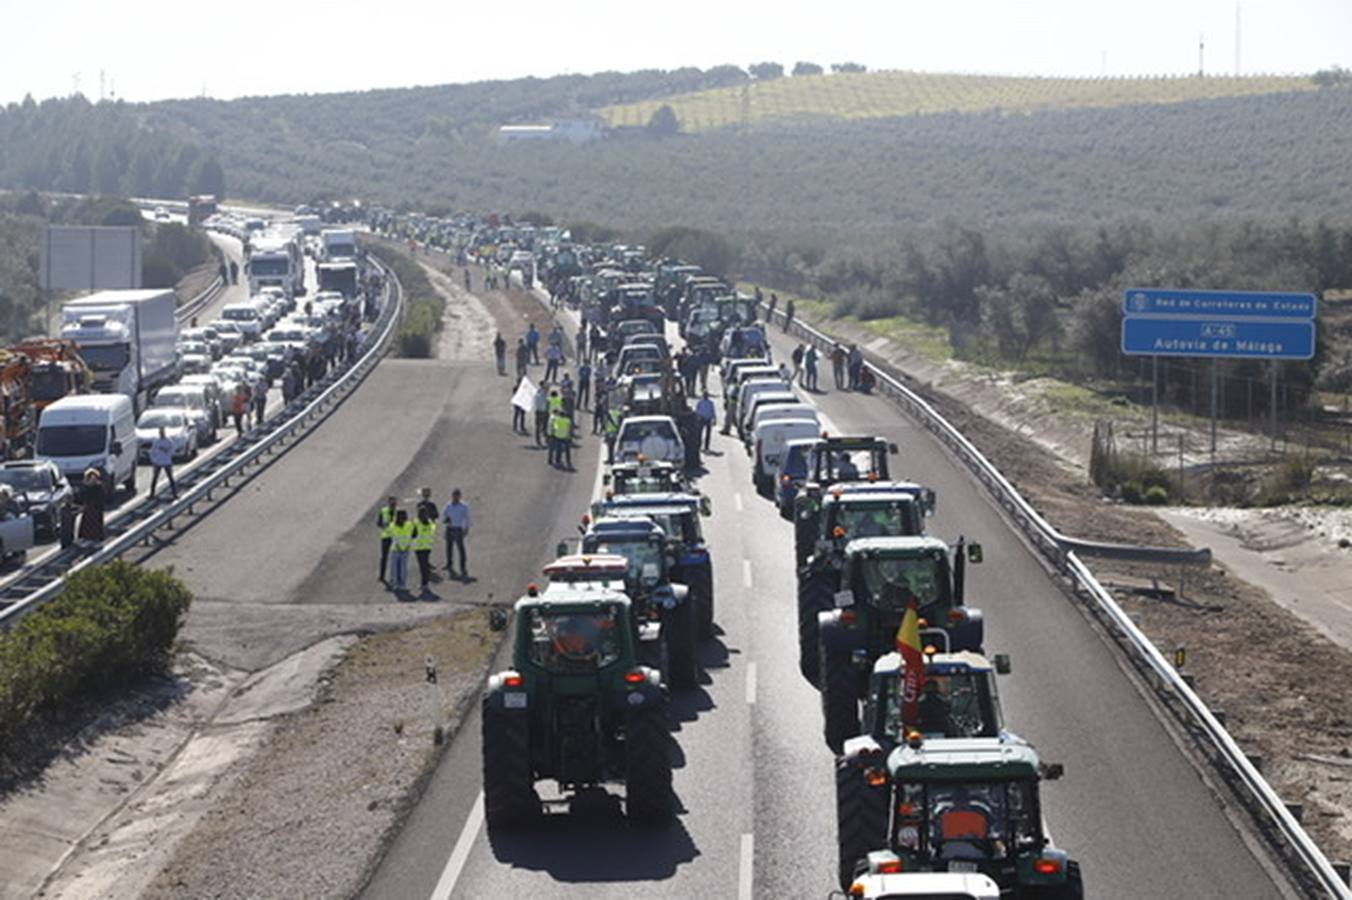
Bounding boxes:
[2,0,1349,105]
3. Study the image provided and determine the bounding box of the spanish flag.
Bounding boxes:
[896,599,926,726]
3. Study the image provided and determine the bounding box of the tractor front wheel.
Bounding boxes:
[663,596,699,691]
[797,573,834,686]
[482,700,540,830]
[835,756,890,890]
[820,640,861,754]
[625,704,675,825]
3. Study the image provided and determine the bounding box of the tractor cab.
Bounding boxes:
[805,436,900,490]
[798,481,937,568]
[858,651,1010,746]
[877,737,1080,896]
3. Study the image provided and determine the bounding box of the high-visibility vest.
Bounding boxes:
[547,393,564,413]
[413,521,436,552]
[605,409,623,436]
[379,507,396,539]
[390,522,416,552]
[550,413,572,440]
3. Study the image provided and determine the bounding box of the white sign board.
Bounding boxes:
[40,226,142,291]
[511,376,537,412]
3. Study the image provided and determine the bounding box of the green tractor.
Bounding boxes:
[835,650,1011,889]
[796,481,936,683]
[792,436,900,566]
[836,731,1081,898]
[481,576,674,830]
[816,536,985,752]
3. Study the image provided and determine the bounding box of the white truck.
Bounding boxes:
[61,289,179,414]
[248,231,305,299]
[320,228,358,262]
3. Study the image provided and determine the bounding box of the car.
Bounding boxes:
[178,373,229,425]
[210,320,245,353]
[181,327,224,360]
[219,302,264,340]
[135,408,198,462]
[152,384,217,443]
[614,415,685,466]
[177,340,213,375]
[0,459,74,542]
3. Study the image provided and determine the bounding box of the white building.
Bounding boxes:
[495,117,605,146]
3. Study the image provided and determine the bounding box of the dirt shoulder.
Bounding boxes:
[796,308,1352,864]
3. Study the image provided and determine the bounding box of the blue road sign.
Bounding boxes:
[1122,288,1317,321]
[1121,317,1315,360]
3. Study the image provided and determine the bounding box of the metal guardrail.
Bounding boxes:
[0,255,402,629]
[767,307,1348,897]
[178,274,225,323]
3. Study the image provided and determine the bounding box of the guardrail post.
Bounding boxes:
[1332,861,1351,885]
[1285,802,1305,824]
[1246,752,1266,773]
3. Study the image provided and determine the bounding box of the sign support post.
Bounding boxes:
[1151,356,1159,454]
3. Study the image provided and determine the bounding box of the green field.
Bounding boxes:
[600,70,1314,132]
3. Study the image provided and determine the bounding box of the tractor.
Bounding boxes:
[571,517,700,690]
[792,436,900,563]
[590,492,715,638]
[796,482,936,681]
[816,536,985,751]
[835,650,1012,889]
[481,583,674,830]
[835,732,1082,898]
[603,458,691,497]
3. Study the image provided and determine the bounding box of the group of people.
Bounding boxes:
[377,487,472,592]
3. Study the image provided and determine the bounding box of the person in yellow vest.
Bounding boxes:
[413,508,437,591]
[604,406,623,464]
[389,510,415,590]
[376,495,397,583]
[550,408,574,470]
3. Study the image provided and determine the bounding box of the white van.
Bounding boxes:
[737,382,793,438]
[35,394,137,497]
[219,301,263,340]
[752,417,824,496]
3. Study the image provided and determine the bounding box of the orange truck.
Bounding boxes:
[0,340,91,458]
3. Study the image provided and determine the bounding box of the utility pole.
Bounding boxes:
[71,72,81,97]
[1198,33,1206,77]
[1235,3,1242,75]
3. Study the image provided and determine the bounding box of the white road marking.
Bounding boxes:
[430,791,483,900]
[734,491,744,512]
[745,662,757,705]
[742,558,753,588]
[738,832,755,900]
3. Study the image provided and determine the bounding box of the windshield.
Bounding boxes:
[77,344,130,372]
[30,370,69,403]
[0,468,53,492]
[782,445,811,477]
[859,554,948,610]
[222,307,259,321]
[621,421,676,444]
[893,780,1039,863]
[526,606,623,673]
[882,670,994,740]
[595,539,663,584]
[250,257,290,276]
[138,411,186,430]
[155,391,202,409]
[832,501,921,539]
[37,425,107,457]
[818,448,883,482]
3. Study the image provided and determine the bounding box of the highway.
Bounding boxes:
[359,290,1286,897]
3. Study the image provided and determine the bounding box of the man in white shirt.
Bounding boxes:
[149,427,178,499]
[442,489,472,579]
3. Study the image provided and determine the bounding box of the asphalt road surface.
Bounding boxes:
[361,305,1285,898]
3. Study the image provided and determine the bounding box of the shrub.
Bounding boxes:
[0,562,192,756]
[1143,485,1170,505]
[1120,481,1144,504]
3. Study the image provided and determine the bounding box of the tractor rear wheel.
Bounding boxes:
[835,756,889,890]
[794,514,815,569]
[482,700,540,830]
[625,704,675,825]
[663,596,699,691]
[687,568,715,639]
[797,572,834,686]
[820,640,861,754]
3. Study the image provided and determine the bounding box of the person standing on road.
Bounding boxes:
[804,344,820,392]
[377,495,397,583]
[493,332,507,376]
[148,426,179,500]
[232,384,250,433]
[77,469,105,548]
[442,489,471,579]
[463,268,472,292]
[791,343,805,386]
[577,360,592,410]
[577,326,588,363]
[848,343,864,390]
[229,260,239,284]
[533,384,550,447]
[389,510,414,590]
[252,374,268,426]
[592,390,607,436]
[515,338,530,380]
[511,376,529,434]
[413,508,437,592]
[416,487,438,523]
[526,323,540,365]
[604,405,623,464]
[544,342,564,382]
[550,407,574,470]
[696,391,716,451]
[767,292,778,324]
[832,343,847,389]
[784,298,796,333]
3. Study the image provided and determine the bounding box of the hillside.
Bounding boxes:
[599,70,1315,131]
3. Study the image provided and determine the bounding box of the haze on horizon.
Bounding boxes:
[2,0,1349,106]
